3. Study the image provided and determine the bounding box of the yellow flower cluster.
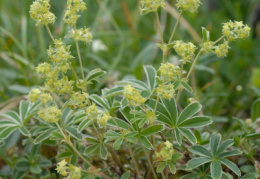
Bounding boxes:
[67,28,93,43]
[159,63,180,82]
[214,40,230,57]
[86,103,100,121]
[173,41,197,64]
[123,84,146,107]
[146,110,156,124]
[64,0,86,26]
[156,84,175,99]
[38,105,61,123]
[139,0,166,15]
[97,112,111,128]
[155,141,174,161]
[56,160,81,179]
[30,0,56,26]
[68,91,89,109]
[176,0,201,13]
[200,41,215,53]
[28,88,53,104]
[222,21,251,41]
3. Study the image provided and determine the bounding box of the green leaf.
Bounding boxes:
[219,158,241,177]
[107,118,133,131]
[251,99,260,121]
[2,111,21,125]
[161,98,178,125]
[116,79,148,91]
[99,144,107,160]
[178,102,202,124]
[78,118,91,132]
[245,133,260,139]
[139,136,153,149]
[181,80,193,93]
[0,120,19,129]
[156,162,167,173]
[34,128,56,144]
[19,126,31,136]
[85,68,106,83]
[171,152,183,161]
[202,27,210,42]
[218,150,242,158]
[175,128,182,145]
[90,94,110,110]
[103,86,123,98]
[168,162,176,174]
[179,128,197,144]
[16,158,30,172]
[210,133,221,156]
[141,124,164,136]
[189,145,212,158]
[178,116,212,128]
[216,139,234,157]
[120,171,131,179]
[85,144,100,155]
[66,126,82,140]
[144,65,157,91]
[30,164,42,174]
[186,157,211,169]
[19,101,29,122]
[210,161,222,179]
[113,138,123,150]
[0,126,19,140]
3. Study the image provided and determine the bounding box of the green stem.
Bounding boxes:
[69,62,81,84]
[142,146,158,179]
[213,35,225,45]
[165,165,168,179]
[75,40,85,80]
[155,11,164,44]
[127,143,141,178]
[187,49,203,78]
[168,11,183,44]
[45,25,55,42]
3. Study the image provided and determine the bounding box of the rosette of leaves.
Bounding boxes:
[186,133,242,179]
[146,98,212,145]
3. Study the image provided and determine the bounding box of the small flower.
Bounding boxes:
[173,41,197,64]
[139,0,166,15]
[68,91,89,109]
[39,92,52,104]
[86,103,100,121]
[200,41,215,53]
[156,84,175,99]
[56,160,69,176]
[64,0,86,26]
[66,28,93,43]
[159,63,180,82]
[38,105,61,123]
[146,110,156,124]
[176,0,201,13]
[214,40,230,57]
[123,84,146,107]
[222,21,250,41]
[30,0,56,26]
[155,141,175,161]
[97,112,111,128]
[67,165,81,179]
[28,88,41,102]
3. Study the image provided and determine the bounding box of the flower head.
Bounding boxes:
[38,105,61,123]
[86,103,100,121]
[214,40,230,57]
[222,21,250,41]
[30,0,56,26]
[173,40,197,64]
[97,112,111,128]
[155,141,175,161]
[64,0,86,26]
[56,160,69,176]
[139,0,166,15]
[66,28,93,43]
[123,84,146,107]
[159,63,180,82]
[176,0,201,13]
[68,91,89,109]
[156,84,175,99]
[28,88,41,103]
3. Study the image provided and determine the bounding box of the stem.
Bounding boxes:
[69,62,81,84]
[168,11,183,44]
[161,170,166,179]
[213,35,225,45]
[142,146,158,179]
[127,143,141,178]
[45,25,55,42]
[165,165,168,179]
[187,49,203,78]
[75,40,85,80]
[155,11,164,44]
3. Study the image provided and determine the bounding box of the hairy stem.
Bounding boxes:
[127,143,141,178]
[142,146,158,179]
[75,40,85,80]
[168,11,183,44]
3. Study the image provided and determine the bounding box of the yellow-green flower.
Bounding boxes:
[56,160,69,176]
[222,21,250,41]
[139,0,166,15]
[155,141,175,161]
[38,105,61,123]
[64,0,86,26]
[97,112,111,128]
[214,40,230,57]
[156,84,175,99]
[159,63,180,82]
[68,91,89,109]
[176,0,201,13]
[173,40,197,64]
[123,84,146,107]
[28,88,41,103]
[67,28,93,44]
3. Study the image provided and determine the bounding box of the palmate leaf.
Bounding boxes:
[85,68,106,83]
[210,133,221,156]
[139,136,153,149]
[143,65,157,92]
[219,159,241,177]
[141,124,164,136]
[251,98,260,121]
[178,116,212,128]
[189,145,212,158]
[177,102,201,124]
[211,161,222,179]
[186,157,211,169]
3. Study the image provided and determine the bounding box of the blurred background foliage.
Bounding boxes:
[0,0,260,121]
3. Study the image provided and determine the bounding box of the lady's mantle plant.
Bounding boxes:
[0,0,254,179]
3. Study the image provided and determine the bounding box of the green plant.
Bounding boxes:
[0,0,258,179]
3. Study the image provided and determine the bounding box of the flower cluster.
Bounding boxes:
[176,0,201,13]
[200,41,215,53]
[86,103,100,121]
[67,27,93,43]
[155,141,175,161]
[56,160,81,179]
[222,21,251,41]
[30,0,56,26]
[38,105,61,123]
[123,84,146,107]
[156,84,175,99]
[97,112,111,128]
[68,91,89,109]
[214,40,230,57]
[28,88,52,104]
[139,0,166,15]
[159,63,180,81]
[64,0,86,26]
[173,41,197,64]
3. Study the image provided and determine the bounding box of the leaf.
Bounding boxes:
[34,128,57,144]
[219,158,241,177]
[218,150,242,158]
[189,145,212,158]
[107,118,133,131]
[179,128,197,144]
[99,144,107,160]
[178,116,212,128]
[85,144,100,155]
[103,86,123,98]
[168,162,176,174]
[210,161,222,179]
[120,171,131,179]
[245,133,260,139]
[144,65,157,91]
[16,158,30,172]
[30,164,42,174]
[65,126,82,140]
[202,27,210,42]
[186,157,211,169]
[171,152,183,161]
[251,99,260,121]
[178,102,202,124]
[175,128,182,145]
[0,126,19,140]
[2,111,21,125]
[19,126,31,136]
[141,124,164,136]
[19,101,29,122]
[161,98,178,125]
[139,136,153,149]
[181,80,193,93]
[78,118,91,132]
[113,138,123,150]
[90,94,110,110]
[156,162,167,173]
[85,68,106,83]
[210,133,221,156]
[216,139,234,157]
[116,79,148,91]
